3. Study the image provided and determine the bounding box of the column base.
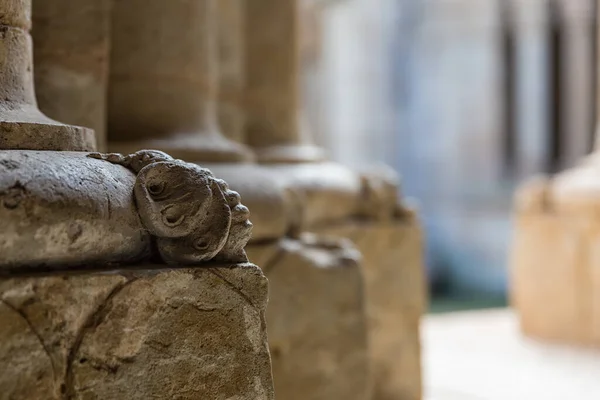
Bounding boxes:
[109,133,254,164]
[204,163,295,242]
[0,150,149,271]
[253,144,326,164]
[0,264,274,399]
[314,215,426,400]
[247,237,371,400]
[511,160,600,346]
[0,106,96,151]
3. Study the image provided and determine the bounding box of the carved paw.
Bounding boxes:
[92,150,252,265]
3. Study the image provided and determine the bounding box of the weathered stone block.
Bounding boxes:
[316,217,426,400]
[511,210,590,344]
[0,264,274,400]
[248,238,370,400]
[511,171,600,346]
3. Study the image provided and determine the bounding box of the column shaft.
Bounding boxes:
[0,0,95,151]
[108,0,250,162]
[32,0,112,151]
[244,0,324,163]
[217,0,246,144]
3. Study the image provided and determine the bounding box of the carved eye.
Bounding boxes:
[163,214,185,227]
[194,239,210,251]
[147,181,166,197]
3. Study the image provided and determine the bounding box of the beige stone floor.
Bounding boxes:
[423,309,600,400]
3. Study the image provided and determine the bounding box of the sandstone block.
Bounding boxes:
[511,172,599,346]
[511,206,592,345]
[248,237,370,400]
[316,217,426,400]
[0,264,274,400]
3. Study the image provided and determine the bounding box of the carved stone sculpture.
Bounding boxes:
[0,149,252,271]
[88,150,252,265]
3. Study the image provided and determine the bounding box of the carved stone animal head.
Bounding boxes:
[134,161,216,238]
[88,150,252,265]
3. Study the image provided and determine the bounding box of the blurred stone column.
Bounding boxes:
[108,0,251,162]
[558,0,595,168]
[512,0,551,177]
[245,0,325,163]
[217,0,246,143]
[511,0,600,347]
[245,1,426,399]
[32,0,112,151]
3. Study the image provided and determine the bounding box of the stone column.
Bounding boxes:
[108,0,251,163]
[245,1,426,399]
[32,0,112,151]
[0,0,95,152]
[558,0,595,168]
[244,0,325,163]
[511,0,600,347]
[108,2,372,399]
[217,0,246,144]
[0,1,275,398]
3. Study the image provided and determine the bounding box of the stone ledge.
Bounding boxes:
[0,264,274,400]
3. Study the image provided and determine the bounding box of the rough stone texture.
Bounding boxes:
[0,150,147,270]
[0,264,274,400]
[246,236,371,400]
[315,215,427,400]
[0,150,253,271]
[108,0,251,163]
[32,0,112,151]
[0,0,95,152]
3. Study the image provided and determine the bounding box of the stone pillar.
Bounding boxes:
[217,0,246,144]
[0,0,95,152]
[32,0,112,151]
[0,1,275,398]
[245,1,426,399]
[244,0,325,163]
[512,0,551,177]
[511,0,600,347]
[558,0,595,168]
[108,0,251,163]
[107,2,372,399]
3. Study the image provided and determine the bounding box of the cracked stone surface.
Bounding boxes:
[0,264,274,400]
[247,236,371,400]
